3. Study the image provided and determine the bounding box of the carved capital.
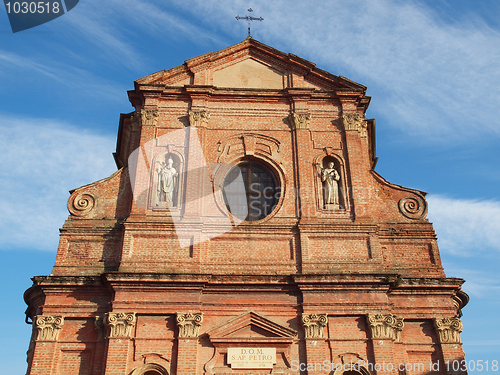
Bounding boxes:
[289,112,311,130]
[434,318,463,344]
[188,110,210,128]
[342,114,367,137]
[367,314,404,341]
[141,109,159,126]
[301,313,327,339]
[34,315,64,341]
[176,312,203,338]
[104,312,136,338]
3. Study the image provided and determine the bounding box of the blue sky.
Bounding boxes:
[1,1,499,373]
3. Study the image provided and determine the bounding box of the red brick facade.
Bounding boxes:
[24,39,468,375]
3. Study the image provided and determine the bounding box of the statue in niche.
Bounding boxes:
[318,161,340,209]
[156,156,178,206]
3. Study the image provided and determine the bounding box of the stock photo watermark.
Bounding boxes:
[3,0,79,32]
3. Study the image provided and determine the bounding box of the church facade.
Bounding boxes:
[24,39,468,375]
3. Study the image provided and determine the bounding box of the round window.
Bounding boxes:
[222,161,280,222]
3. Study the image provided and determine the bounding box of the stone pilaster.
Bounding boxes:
[366,314,403,375]
[302,313,328,375]
[176,313,203,375]
[28,316,64,375]
[34,315,64,341]
[434,318,466,375]
[103,312,136,375]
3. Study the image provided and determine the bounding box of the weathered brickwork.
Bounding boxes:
[24,39,468,375]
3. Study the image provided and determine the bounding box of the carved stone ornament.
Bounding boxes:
[398,196,427,220]
[342,113,368,137]
[434,318,463,344]
[68,192,96,216]
[34,315,64,341]
[188,110,210,128]
[289,112,311,130]
[176,312,203,338]
[367,314,404,342]
[301,313,328,339]
[141,109,159,126]
[104,312,137,338]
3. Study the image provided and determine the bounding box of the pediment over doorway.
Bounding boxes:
[206,311,297,343]
[203,312,297,375]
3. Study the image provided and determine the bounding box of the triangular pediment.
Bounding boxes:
[135,38,365,92]
[206,311,297,341]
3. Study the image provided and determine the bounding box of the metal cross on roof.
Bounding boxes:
[235,8,263,38]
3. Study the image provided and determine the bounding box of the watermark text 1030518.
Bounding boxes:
[3,0,79,32]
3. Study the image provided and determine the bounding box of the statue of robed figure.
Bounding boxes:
[157,157,178,206]
[317,161,340,209]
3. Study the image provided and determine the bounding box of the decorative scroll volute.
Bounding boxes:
[342,114,368,137]
[68,192,96,216]
[34,315,64,341]
[176,312,203,338]
[301,313,328,339]
[367,314,404,342]
[188,110,210,128]
[398,196,427,220]
[104,312,137,338]
[289,112,311,130]
[434,318,463,344]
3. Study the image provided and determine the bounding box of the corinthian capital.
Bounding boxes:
[141,109,159,126]
[34,315,64,341]
[367,314,404,342]
[301,313,327,339]
[176,312,203,338]
[342,114,367,137]
[188,110,210,128]
[434,318,463,344]
[289,112,311,130]
[104,312,136,338]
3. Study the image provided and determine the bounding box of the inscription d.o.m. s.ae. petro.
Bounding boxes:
[227,347,276,369]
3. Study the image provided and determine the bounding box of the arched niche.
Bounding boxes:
[313,152,348,211]
[332,364,371,375]
[149,151,184,210]
[130,363,169,375]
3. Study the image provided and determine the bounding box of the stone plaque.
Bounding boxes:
[227,347,276,369]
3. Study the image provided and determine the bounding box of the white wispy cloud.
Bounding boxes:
[427,195,500,256]
[0,115,117,251]
[0,50,126,101]
[168,0,500,142]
